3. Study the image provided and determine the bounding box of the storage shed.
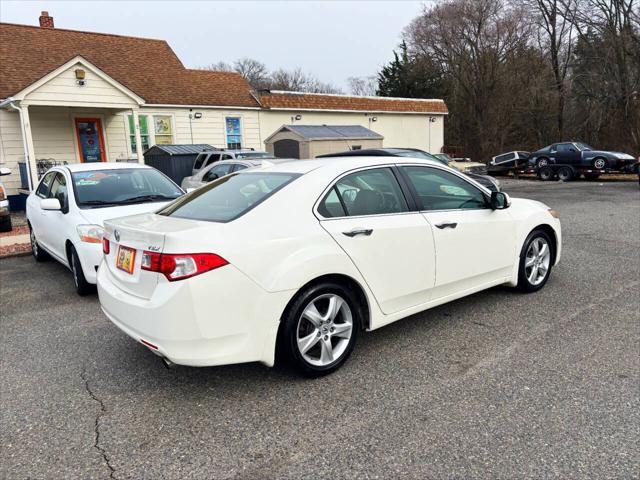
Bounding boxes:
[264,125,383,159]
[143,144,215,185]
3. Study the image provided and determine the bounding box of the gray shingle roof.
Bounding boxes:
[145,144,215,155]
[284,125,383,140]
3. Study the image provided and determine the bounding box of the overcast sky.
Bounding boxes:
[0,0,426,91]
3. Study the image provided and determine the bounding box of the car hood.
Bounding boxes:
[78,201,172,226]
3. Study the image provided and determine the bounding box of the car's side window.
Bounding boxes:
[232,164,249,172]
[205,154,221,167]
[36,172,57,199]
[319,167,408,218]
[48,173,68,211]
[556,143,573,153]
[203,164,234,182]
[401,166,487,211]
[221,154,232,160]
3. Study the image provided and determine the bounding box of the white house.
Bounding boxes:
[0,12,447,210]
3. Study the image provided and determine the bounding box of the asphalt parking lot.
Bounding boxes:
[1,179,638,479]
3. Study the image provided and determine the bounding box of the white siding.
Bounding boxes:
[115,108,263,158]
[23,62,138,108]
[260,110,445,155]
[0,109,25,195]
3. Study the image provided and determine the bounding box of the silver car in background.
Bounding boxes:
[182,159,271,191]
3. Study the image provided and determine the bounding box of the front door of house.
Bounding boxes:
[75,118,106,162]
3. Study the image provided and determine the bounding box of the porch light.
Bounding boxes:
[75,69,86,80]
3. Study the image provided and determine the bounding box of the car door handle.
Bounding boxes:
[342,228,373,237]
[435,222,457,229]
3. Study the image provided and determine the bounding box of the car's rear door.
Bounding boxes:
[317,166,436,315]
[399,165,516,299]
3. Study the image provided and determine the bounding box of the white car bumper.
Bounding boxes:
[97,263,294,367]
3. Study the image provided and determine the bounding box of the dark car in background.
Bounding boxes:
[317,148,501,192]
[528,142,636,171]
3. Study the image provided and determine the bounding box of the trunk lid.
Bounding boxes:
[103,213,205,299]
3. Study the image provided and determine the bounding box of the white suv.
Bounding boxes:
[191,150,274,176]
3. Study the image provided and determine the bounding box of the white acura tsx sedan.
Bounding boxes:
[98,157,561,376]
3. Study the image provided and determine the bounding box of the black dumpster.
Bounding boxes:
[143,144,215,185]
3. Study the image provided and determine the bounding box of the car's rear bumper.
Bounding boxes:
[97,263,293,367]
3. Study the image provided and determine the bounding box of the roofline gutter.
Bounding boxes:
[1,98,33,191]
[265,107,448,115]
[144,103,261,110]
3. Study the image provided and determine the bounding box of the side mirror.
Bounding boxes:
[0,167,11,176]
[490,191,510,210]
[40,198,62,211]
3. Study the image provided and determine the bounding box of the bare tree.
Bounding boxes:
[347,76,378,96]
[232,57,269,89]
[567,0,640,150]
[269,67,342,94]
[525,0,577,138]
[406,0,533,160]
[205,61,233,71]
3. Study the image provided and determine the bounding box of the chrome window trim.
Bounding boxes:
[313,161,492,220]
[313,163,411,220]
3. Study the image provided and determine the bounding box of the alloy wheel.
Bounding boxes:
[296,293,353,367]
[524,237,551,286]
[537,158,548,167]
[594,158,606,169]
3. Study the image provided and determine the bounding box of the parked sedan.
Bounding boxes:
[528,142,636,171]
[98,156,561,376]
[181,159,263,191]
[317,148,500,191]
[26,163,183,295]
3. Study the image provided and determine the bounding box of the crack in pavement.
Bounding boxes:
[80,367,117,480]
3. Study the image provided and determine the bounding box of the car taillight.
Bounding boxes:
[102,237,110,254]
[141,251,228,281]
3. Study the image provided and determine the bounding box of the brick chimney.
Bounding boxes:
[39,11,54,28]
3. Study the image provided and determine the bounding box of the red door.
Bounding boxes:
[75,118,106,163]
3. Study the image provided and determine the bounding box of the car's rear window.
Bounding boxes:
[158,172,299,222]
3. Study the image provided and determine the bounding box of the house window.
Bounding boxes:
[154,115,173,144]
[225,117,242,149]
[127,115,150,154]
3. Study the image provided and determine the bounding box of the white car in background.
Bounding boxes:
[181,159,262,191]
[26,163,183,295]
[181,158,287,191]
[0,167,12,232]
[98,156,561,376]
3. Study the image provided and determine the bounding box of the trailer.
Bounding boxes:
[535,162,639,181]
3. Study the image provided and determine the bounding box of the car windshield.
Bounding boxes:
[575,142,593,151]
[72,168,183,208]
[158,172,299,222]
[233,152,273,159]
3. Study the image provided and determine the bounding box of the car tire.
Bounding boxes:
[278,281,361,377]
[536,157,549,168]
[557,166,575,182]
[517,229,554,293]
[70,245,94,296]
[537,166,554,181]
[593,157,607,170]
[29,225,49,262]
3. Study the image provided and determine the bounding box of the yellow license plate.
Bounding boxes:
[116,246,136,274]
